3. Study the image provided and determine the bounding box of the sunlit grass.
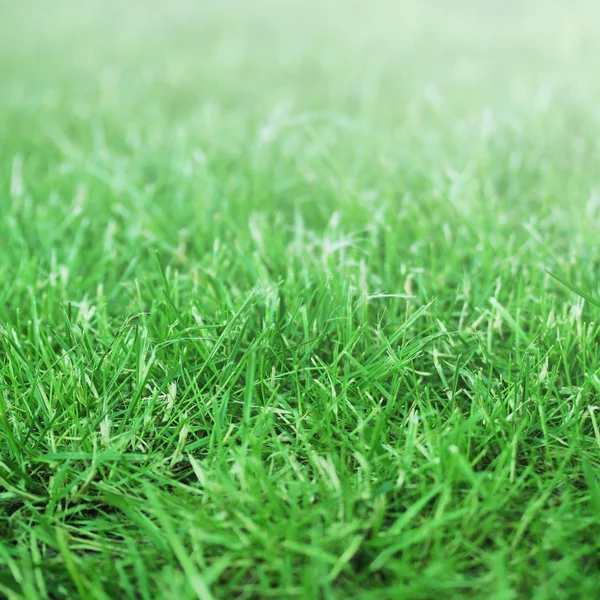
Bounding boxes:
[1,1,600,598]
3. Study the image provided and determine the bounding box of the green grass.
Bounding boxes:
[2,0,600,598]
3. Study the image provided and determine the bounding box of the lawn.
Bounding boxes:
[1,1,600,598]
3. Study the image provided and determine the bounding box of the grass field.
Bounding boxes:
[2,1,600,598]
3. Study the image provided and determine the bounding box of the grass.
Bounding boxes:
[2,0,600,598]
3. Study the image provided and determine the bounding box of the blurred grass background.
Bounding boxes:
[2,0,600,297]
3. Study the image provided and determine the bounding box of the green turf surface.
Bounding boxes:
[2,1,600,598]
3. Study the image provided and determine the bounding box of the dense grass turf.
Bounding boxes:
[2,1,600,598]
